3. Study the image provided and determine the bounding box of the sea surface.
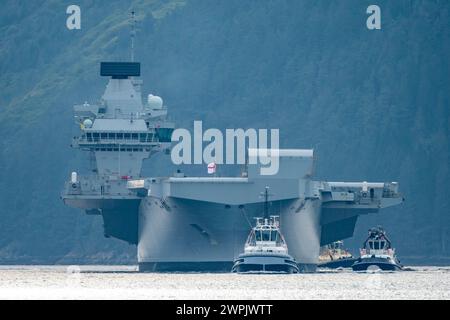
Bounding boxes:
[0,265,449,300]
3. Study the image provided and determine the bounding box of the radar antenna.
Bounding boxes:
[130,10,137,62]
[260,186,273,219]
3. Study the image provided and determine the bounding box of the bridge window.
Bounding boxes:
[139,133,147,142]
[100,133,107,139]
[108,133,115,139]
[271,231,278,242]
[132,133,138,140]
[369,240,386,250]
[155,128,174,142]
[262,230,270,241]
[124,133,131,140]
[93,133,99,142]
[117,133,123,140]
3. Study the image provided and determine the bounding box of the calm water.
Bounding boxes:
[0,265,449,300]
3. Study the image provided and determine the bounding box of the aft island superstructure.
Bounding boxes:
[62,61,403,272]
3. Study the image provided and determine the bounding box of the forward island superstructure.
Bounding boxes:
[62,61,403,272]
[63,62,174,244]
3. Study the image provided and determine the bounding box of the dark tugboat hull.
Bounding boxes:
[232,254,299,274]
[352,257,403,271]
[319,258,357,269]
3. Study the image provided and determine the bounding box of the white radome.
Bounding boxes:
[83,118,93,128]
[148,94,163,109]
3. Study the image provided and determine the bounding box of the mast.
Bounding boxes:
[261,186,272,219]
[264,187,269,219]
[130,10,136,62]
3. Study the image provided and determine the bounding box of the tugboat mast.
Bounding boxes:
[261,186,271,219]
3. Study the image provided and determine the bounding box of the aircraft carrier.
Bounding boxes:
[62,60,404,272]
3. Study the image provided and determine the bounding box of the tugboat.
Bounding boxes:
[318,241,356,269]
[352,226,403,271]
[231,188,299,274]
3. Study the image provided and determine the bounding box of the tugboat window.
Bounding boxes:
[262,230,270,241]
[271,231,278,242]
[255,231,262,241]
[371,241,385,250]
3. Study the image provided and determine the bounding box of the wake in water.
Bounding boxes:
[0,265,449,299]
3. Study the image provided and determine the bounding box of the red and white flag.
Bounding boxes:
[207,162,216,174]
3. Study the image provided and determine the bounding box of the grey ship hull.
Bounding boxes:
[64,155,403,273]
[138,196,321,272]
[132,173,403,272]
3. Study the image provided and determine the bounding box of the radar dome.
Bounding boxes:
[148,94,163,109]
[83,118,93,128]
